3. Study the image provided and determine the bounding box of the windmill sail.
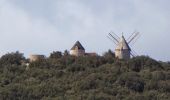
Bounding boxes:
[108,33,119,43]
[110,31,120,40]
[107,36,118,45]
[128,32,140,44]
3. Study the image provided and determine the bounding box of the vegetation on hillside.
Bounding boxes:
[0,51,169,100]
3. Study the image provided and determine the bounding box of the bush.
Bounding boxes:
[0,51,169,99]
[158,80,170,92]
[49,51,62,59]
[118,72,144,92]
[128,56,163,71]
[128,58,142,72]
[152,71,165,81]
[140,70,152,80]
[0,51,25,65]
[103,50,115,64]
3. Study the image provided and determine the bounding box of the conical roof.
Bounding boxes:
[116,36,131,50]
[71,41,85,50]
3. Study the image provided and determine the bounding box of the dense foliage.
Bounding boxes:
[0,51,169,100]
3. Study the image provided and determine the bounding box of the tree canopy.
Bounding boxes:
[0,51,169,100]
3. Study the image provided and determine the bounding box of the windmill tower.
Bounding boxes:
[107,32,140,60]
[70,41,85,56]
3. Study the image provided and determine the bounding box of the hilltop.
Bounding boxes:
[0,51,169,100]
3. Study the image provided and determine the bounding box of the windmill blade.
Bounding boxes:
[109,33,119,43]
[108,33,119,43]
[130,49,138,57]
[128,32,140,44]
[129,33,141,46]
[128,32,139,44]
[127,31,137,41]
[110,31,120,40]
[131,51,137,56]
[130,52,135,57]
[130,51,137,57]
[107,36,118,45]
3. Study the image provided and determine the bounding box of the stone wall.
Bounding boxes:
[115,49,130,60]
[29,55,45,62]
[70,49,85,56]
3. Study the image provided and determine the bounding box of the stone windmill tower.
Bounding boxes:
[70,41,85,56]
[107,32,140,60]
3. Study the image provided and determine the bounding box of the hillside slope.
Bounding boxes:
[0,51,169,100]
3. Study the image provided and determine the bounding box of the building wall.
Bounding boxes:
[29,55,45,62]
[70,49,85,56]
[115,49,130,60]
[85,53,97,56]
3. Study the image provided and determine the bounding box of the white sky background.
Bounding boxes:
[0,0,170,61]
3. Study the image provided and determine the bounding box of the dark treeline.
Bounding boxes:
[0,51,169,100]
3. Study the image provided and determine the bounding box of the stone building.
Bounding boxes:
[115,36,131,60]
[29,54,45,62]
[70,41,85,56]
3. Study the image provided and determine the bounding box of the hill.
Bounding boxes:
[0,51,169,100]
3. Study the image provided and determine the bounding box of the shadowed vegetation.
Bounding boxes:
[0,51,169,100]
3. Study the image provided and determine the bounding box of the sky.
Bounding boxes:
[0,0,170,61]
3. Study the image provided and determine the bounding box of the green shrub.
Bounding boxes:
[0,51,25,65]
[118,72,144,92]
[67,64,85,72]
[152,71,165,81]
[0,52,169,99]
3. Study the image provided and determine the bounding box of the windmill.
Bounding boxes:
[70,41,85,56]
[107,31,140,60]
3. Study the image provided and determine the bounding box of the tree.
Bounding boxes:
[103,49,115,64]
[63,50,69,56]
[49,51,62,59]
[128,57,143,72]
[0,51,25,65]
[0,50,169,99]
[128,56,163,71]
[118,72,144,92]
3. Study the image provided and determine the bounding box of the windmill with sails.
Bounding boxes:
[107,31,140,60]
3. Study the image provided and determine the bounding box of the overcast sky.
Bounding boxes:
[0,0,169,61]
